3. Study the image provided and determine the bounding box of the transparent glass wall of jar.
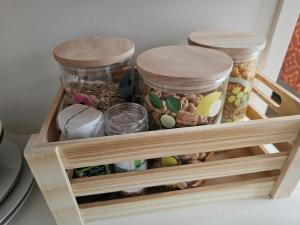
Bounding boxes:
[60,58,135,112]
[222,53,259,122]
[142,77,229,130]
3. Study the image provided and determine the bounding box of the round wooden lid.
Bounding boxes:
[53,36,135,68]
[136,45,232,89]
[188,29,266,59]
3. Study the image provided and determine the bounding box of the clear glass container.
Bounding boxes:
[53,36,135,112]
[188,30,266,122]
[104,103,148,195]
[142,78,228,130]
[104,103,148,135]
[136,45,232,130]
[222,54,259,122]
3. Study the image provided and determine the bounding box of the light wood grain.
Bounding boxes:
[188,29,266,59]
[246,103,293,152]
[136,45,232,89]
[57,116,300,169]
[24,135,83,225]
[80,176,275,222]
[254,72,300,116]
[38,86,64,144]
[53,36,134,68]
[271,131,300,198]
[71,152,287,197]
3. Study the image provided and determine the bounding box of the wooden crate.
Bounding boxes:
[24,73,300,225]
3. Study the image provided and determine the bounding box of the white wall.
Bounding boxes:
[0,0,278,134]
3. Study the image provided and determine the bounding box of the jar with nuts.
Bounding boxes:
[137,45,232,190]
[188,29,266,122]
[53,36,136,112]
[137,45,232,130]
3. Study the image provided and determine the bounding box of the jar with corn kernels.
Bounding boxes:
[188,30,266,122]
[136,45,232,130]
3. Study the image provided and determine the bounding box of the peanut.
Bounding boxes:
[176,111,198,126]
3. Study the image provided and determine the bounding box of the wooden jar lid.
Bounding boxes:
[188,29,266,59]
[136,45,232,89]
[53,36,135,68]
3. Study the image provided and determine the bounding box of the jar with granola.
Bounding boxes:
[53,36,135,112]
[188,30,266,122]
[136,45,232,130]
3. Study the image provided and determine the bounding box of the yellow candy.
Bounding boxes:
[161,157,177,167]
[232,87,241,95]
[234,99,241,106]
[237,92,244,99]
[244,86,251,93]
[195,92,221,116]
[227,95,236,103]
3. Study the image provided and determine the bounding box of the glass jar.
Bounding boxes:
[104,103,148,195]
[53,36,135,112]
[136,45,232,130]
[188,30,266,122]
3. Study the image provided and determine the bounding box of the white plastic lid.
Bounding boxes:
[57,104,103,132]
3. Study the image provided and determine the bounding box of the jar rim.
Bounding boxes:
[104,103,148,135]
[60,58,133,72]
[143,76,228,94]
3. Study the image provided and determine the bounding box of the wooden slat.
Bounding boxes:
[38,86,64,144]
[58,116,300,169]
[247,104,293,152]
[254,73,300,116]
[80,176,276,222]
[271,131,300,198]
[71,152,287,197]
[24,135,83,225]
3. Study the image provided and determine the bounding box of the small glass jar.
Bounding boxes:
[53,36,135,112]
[188,30,266,122]
[136,45,233,130]
[104,103,148,195]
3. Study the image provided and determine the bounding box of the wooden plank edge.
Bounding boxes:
[79,176,276,222]
[38,86,64,144]
[247,104,293,152]
[71,152,287,197]
[59,116,300,169]
[39,115,300,148]
[24,135,84,225]
[271,131,300,198]
[255,73,300,116]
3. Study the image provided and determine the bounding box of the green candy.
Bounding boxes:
[227,95,236,103]
[234,99,241,106]
[165,96,181,113]
[244,86,251,93]
[236,92,244,99]
[160,114,176,128]
[242,94,249,102]
[232,87,241,95]
[149,94,164,108]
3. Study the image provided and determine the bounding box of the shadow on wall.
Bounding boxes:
[0,51,59,134]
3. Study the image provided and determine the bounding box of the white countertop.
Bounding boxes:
[6,133,300,225]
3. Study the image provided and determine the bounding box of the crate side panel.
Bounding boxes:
[71,152,287,197]
[80,177,275,222]
[59,116,300,169]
